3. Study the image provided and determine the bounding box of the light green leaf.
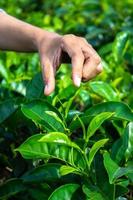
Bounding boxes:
[125,122,133,160]
[39,132,81,151]
[48,184,79,200]
[113,32,129,62]
[87,112,113,141]
[15,133,86,170]
[88,139,109,168]
[0,61,9,80]
[89,81,119,101]
[59,165,79,176]
[103,152,119,184]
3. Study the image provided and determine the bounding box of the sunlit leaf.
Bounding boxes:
[48,184,79,200]
[88,139,109,167]
[15,133,86,170]
[89,81,119,101]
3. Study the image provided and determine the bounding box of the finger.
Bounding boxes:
[71,50,85,87]
[41,57,55,96]
[61,36,84,87]
[82,48,102,81]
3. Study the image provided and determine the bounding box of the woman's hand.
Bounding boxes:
[36,31,102,95]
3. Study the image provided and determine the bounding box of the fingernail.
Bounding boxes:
[44,84,49,95]
[97,63,103,72]
[74,75,81,87]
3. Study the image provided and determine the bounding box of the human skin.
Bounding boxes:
[0,12,102,95]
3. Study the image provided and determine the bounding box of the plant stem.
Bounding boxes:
[113,184,116,200]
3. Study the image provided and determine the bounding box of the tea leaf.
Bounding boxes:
[48,184,79,200]
[16,133,86,170]
[89,81,119,101]
[21,99,65,132]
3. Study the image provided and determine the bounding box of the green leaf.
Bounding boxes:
[114,167,133,181]
[103,152,133,184]
[111,122,133,164]
[88,139,109,168]
[89,81,119,101]
[82,185,106,200]
[125,122,133,160]
[21,99,65,132]
[65,89,80,118]
[29,188,49,200]
[22,163,62,183]
[85,102,133,121]
[26,73,44,99]
[39,132,81,150]
[94,154,114,200]
[0,98,18,123]
[45,111,66,129]
[15,133,86,170]
[113,32,129,62]
[69,102,133,132]
[48,183,79,200]
[60,165,79,176]
[103,152,119,184]
[87,112,113,141]
[0,60,9,80]
[0,179,26,199]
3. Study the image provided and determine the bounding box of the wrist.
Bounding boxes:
[33,28,62,52]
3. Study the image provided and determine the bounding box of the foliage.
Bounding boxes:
[0,0,133,199]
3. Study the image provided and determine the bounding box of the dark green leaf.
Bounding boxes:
[0,179,26,199]
[103,152,133,184]
[0,98,18,123]
[22,163,62,183]
[85,102,133,121]
[111,122,133,164]
[69,102,133,132]
[21,99,65,132]
[26,73,44,99]
[82,184,106,200]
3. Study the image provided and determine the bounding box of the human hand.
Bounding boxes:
[36,31,102,96]
[0,12,102,95]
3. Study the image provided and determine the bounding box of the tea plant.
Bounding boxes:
[0,0,133,199]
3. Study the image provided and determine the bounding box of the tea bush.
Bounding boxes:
[0,0,133,199]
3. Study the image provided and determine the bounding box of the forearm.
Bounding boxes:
[0,12,48,52]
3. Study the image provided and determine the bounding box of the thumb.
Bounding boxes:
[41,57,55,96]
